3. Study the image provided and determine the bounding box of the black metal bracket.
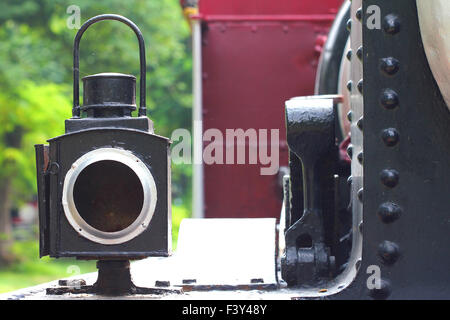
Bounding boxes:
[281,96,338,286]
[46,260,182,296]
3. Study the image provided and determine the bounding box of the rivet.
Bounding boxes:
[377,202,402,223]
[368,278,391,300]
[356,46,363,61]
[347,110,353,122]
[380,88,399,109]
[383,14,401,35]
[381,128,400,147]
[49,162,60,175]
[346,49,352,61]
[356,8,362,21]
[347,144,353,158]
[357,117,363,131]
[355,259,362,271]
[380,57,399,76]
[357,79,363,94]
[347,175,353,186]
[357,151,363,164]
[346,19,352,32]
[378,240,400,265]
[357,188,363,202]
[380,169,399,188]
[347,80,353,92]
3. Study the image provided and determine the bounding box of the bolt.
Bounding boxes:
[357,117,363,131]
[347,175,353,186]
[368,278,392,300]
[347,80,353,92]
[356,46,363,60]
[357,151,363,164]
[346,49,352,61]
[182,279,197,284]
[357,79,363,94]
[347,110,353,122]
[155,280,170,287]
[250,278,264,284]
[347,144,353,158]
[356,8,362,21]
[357,188,363,202]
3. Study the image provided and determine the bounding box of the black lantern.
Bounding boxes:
[35,15,173,295]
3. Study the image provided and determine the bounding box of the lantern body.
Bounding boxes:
[34,14,172,260]
[36,123,171,259]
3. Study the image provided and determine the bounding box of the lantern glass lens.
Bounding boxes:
[73,160,144,233]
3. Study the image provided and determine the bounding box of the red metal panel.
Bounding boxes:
[199,0,342,218]
[199,0,342,15]
[202,22,331,218]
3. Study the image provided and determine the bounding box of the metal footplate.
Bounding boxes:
[0,218,278,299]
[132,218,278,291]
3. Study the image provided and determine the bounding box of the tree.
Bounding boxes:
[0,83,71,264]
[0,0,192,265]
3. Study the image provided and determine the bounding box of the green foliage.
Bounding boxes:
[0,82,71,203]
[0,0,193,206]
[172,204,190,250]
[0,240,96,293]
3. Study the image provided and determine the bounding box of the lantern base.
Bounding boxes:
[45,260,182,296]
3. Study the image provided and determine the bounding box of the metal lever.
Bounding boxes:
[282,96,338,286]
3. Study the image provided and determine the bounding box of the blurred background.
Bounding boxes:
[0,0,192,293]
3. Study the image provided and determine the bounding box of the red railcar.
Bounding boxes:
[181,0,343,218]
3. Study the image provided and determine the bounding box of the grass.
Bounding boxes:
[0,240,96,294]
[0,204,190,294]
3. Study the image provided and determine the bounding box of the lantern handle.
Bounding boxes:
[72,14,147,117]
